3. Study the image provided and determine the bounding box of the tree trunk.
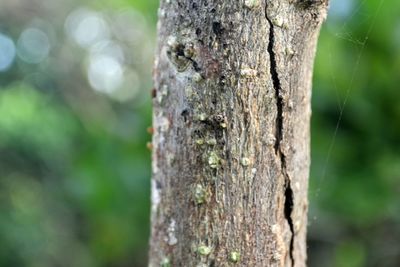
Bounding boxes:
[149,1,328,266]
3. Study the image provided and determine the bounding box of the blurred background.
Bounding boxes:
[0,0,398,266]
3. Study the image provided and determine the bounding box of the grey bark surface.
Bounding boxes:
[149,1,328,266]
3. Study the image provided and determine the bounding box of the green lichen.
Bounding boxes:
[160,257,171,267]
[285,46,295,56]
[206,138,217,145]
[195,139,205,145]
[167,153,175,166]
[229,251,241,263]
[267,134,276,146]
[197,245,212,256]
[185,86,195,99]
[244,0,260,9]
[271,16,284,28]
[208,152,220,169]
[196,113,207,121]
[240,67,258,77]
[184,43,195,58]
[157,85,169,104]
[241,157,251,167]
[194,184,207,204]
[193,73,203,83]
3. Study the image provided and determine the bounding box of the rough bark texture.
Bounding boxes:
[149,1,328,266]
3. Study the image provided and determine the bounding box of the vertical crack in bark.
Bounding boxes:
[284,180,295,265]
[265,6,295,266]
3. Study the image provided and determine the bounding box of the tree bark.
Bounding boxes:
[149,1,328,266]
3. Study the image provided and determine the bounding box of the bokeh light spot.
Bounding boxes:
[0,33,16,71]
[17,28,50,64]
[65,8,110,48]
[90,40,125,64]
[88,55,124,94]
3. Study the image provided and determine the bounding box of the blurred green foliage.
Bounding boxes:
[0,0,156,266]
[0,0,399,266]
[309,0,400,266]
